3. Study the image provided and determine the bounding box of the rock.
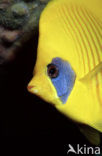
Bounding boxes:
[0,0,50,65]
[1,29,21,43]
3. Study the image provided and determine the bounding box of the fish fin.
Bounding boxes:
[79,62,102,83]
[93,121,102,133]
[78,124,101,145]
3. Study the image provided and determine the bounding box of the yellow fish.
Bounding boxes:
[28,0,102,144]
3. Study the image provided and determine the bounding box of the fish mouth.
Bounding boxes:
[27,85,38,93]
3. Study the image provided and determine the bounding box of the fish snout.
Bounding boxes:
[27,84,39,94]
[27,85,34,90]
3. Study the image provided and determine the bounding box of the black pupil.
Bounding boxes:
[47,64,59,78]
[49,68,56,75]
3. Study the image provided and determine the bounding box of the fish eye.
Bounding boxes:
[47,64,59,79]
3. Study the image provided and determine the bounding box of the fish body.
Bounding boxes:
[28,0,102,136]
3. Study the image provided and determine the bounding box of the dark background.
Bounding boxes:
[0,33,100,155]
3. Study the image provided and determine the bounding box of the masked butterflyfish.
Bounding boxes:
[27,0,102,145]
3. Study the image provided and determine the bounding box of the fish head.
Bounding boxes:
[27,40,76,107]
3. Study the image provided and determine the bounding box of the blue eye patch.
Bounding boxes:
[48,57,76,104]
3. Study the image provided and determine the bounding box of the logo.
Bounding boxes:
[67,144,101,155]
